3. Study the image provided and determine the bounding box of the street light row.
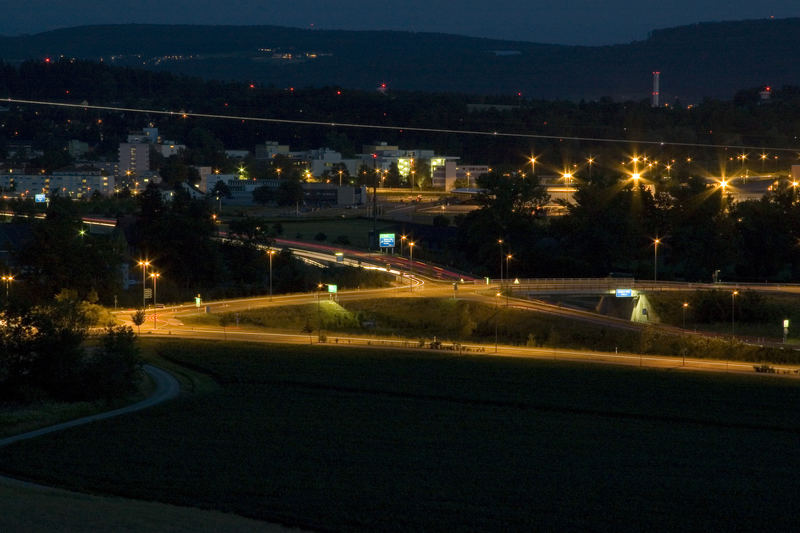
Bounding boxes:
[136,260,162,309]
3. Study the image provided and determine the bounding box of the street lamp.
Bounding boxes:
[653,238,660,282]
[400,234,407,257]
[408,242,415,291]
[587,156,594,179]
[731,290,738,338]
[497,238,504,287]
[317,283,324,341]
[1,274,13,300]
[505,253,513,306]
[682,302,689,329]
[529,156,537,175]
[137,260,151,309]
[495,291,501,353]
[150,272,160,329]
[267,249,276,301]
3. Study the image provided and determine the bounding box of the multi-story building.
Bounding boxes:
[432,162,489,190]
[255,141,290,160]
[358,142,458,185]
[118,142,150,180]
[0,170,116,198]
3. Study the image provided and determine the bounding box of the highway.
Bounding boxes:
[107,234,800,375]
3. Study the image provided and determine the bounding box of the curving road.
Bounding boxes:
[0,365,179,449]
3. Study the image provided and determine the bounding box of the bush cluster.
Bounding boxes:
[0,293,142,403]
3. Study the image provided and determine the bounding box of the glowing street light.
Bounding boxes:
[267,249,276,301]
[731,290,739,338]
[497,238,504,286]
[653,238,661,282]
[529,156,537,175]
[408,241,416,291]
[682,301,689,329]
[137,260,151,309]
[495,291,502,353]
[150,272,160,329]
[1,274,13,299]
[505,253,513,306]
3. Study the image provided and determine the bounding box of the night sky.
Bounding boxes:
[2,0,799,45]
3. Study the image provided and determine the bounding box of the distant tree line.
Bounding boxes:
[453,169,800,282]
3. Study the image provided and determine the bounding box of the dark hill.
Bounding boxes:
[0,18,797,101]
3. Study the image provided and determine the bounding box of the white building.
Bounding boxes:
[158,141,186,157]
[0,170,116,198]
[432,162,489,190]
[118,142,150,180]
[358,142,457,184]
[255,141,290,160]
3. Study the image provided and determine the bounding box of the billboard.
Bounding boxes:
[615,289,633,297]
[34,193,47,203]
[379,233,395,248]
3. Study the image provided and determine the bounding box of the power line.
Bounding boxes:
[5,97,799,153]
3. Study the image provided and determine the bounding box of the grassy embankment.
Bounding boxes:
[648,290,800,341]
[1,339,799,531]
[0,339,215,439]
[183,297,800,364]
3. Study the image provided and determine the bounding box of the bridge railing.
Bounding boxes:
[477,278,800,292]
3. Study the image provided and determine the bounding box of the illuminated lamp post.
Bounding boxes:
[150,272,160,329]
[495,291,501,353]
[731,290,738,338]
[653,238,660,282]
[1,274,13,300]
[497,238,504,287]
[267,249,276,301]
[137,260,151,309]
[317,283,324,342]
[505,253,513,306]
[408,242,415,292]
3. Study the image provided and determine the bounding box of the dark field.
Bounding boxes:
[1,340,799,531]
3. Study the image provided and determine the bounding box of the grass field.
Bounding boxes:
[0,479,286,533]
[271,217,402,249]
[648,291,800,341]
[1,340,799,531]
